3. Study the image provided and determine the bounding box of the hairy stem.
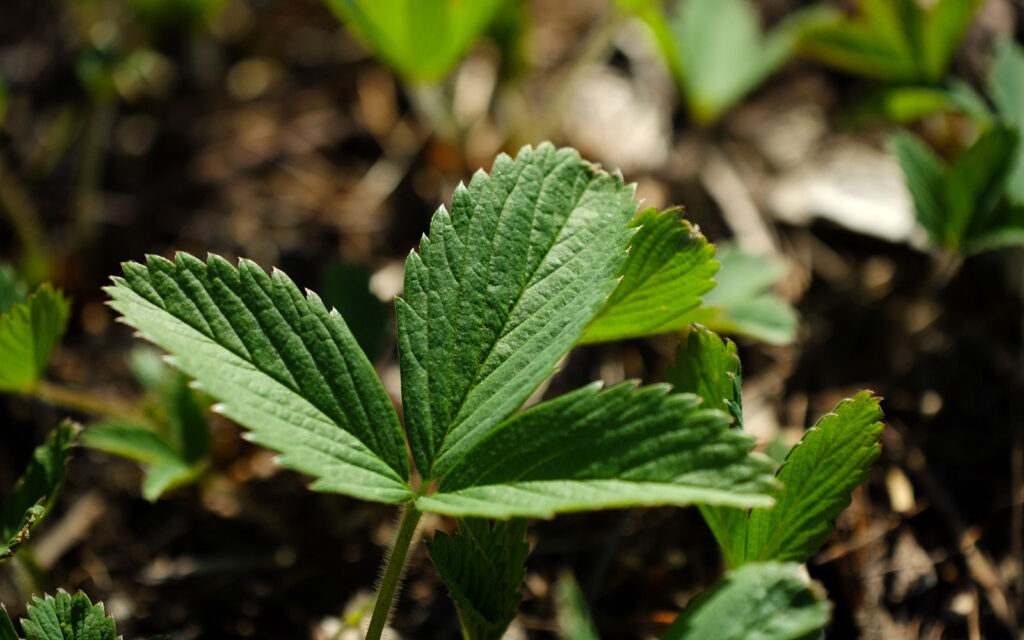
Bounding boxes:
[366,500,423,640]
[30,380,153,427]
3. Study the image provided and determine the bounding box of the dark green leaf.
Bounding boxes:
[427,518,529,640]
[664,562,830,640]
[419,382,774,518]
[0,284,70,392]
[18,590,117,640]
[396,143,638,479]
[0,605,17,640]
[580,208,718,344]
[164,372,210,464]
[1,421,76,561]
[743,392,883,564]
[106,253,411,503]
[0,265,26,315]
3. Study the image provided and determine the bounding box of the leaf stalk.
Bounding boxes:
[366,500,423,640]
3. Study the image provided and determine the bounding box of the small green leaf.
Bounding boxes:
[81,421,182,466]
[419,382,775,519]
[1,421,76,561]
[664,562,830,640]
[743,392,883,564]
[164,372,210,464]
[642,0,830,124]
[580,208,718,344]
[555,572,600,640]
[141,462,198,501]
[397,143,638,480]
[991,39,1024,204]
[681,246,797,345]
[427,518,529,640]
[323,0,507,81]
[1,605,18,640]
[107,253,412,503]
[0,284,70,392]
[0,265,26,315]
[18,590,117,640]
[666,327,750,567]
[888,131,947,246]
[850,81,992,126]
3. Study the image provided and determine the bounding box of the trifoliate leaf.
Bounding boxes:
[418,382,775,519]
[799,0,984,83]
[427,518,529,640]
[555,572,600,640]
[664,562,830,640]
[18,590,118,640]
[681,246,797,345]
[743,392,883,564]
[637,0,831,124]
[580,208,717,344]
[890,127,1023,253]
[323,0,506,81]
[1,421,76,561]
[667,327,750,567]
[0,284,70,392]
[991,39,1024,204]
[397,143,639,480]
[0,265,25,315]
[106,253,411,503]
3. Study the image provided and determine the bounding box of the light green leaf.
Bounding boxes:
[681,246,797,345]
[1,421,76,561]
[17,590,117,640]
[743,392,883,564]
[81,421,182,466]
[799,0,982,83]
[323,0,507,81]
[664,562,830,640]
[0,284,70,392]
[396,143,638,480]
[580,208,717,344]
[555,572,600,640]
[106,253,412,503]
[427,518,529,640]
[666,327,750,568]
[141,462,198,501]
[418,382,775,519]
[643,0,830,124]
[991,39,1024,204]
[850,81,992,126]
[0,265,26,315]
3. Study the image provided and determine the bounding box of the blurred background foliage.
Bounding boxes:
[1,0,1023,638]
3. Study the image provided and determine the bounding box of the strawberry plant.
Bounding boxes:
[0,590,118,640]
[92,143,884,638]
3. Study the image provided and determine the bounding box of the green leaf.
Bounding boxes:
[890,127,1021,252]
[0,606,17,640]
[666,327,749,568]
[427,518,529,640]
[418,381,775,519]
[396,143,638,479]
[323,0,507,81]
[743,392,883,564]
[0,284,70,392]
[106,252,412,503]
[81,421,182,466]
[555,572,600,640]
[321,262,390,362]
[0,265,26,315]
[991,39,1024,204]
[18,590,117,640]
[643,0,830,124]
[141,462,198,501]
[1,421,76,561]
[799,0,982,83]
[664,562,830,640]
[681,246,797,345]
[849,81,992,126]
[579,208,718,344]
[164,372,210,464]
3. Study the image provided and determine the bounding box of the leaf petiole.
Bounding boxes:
[366,499,424,640]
